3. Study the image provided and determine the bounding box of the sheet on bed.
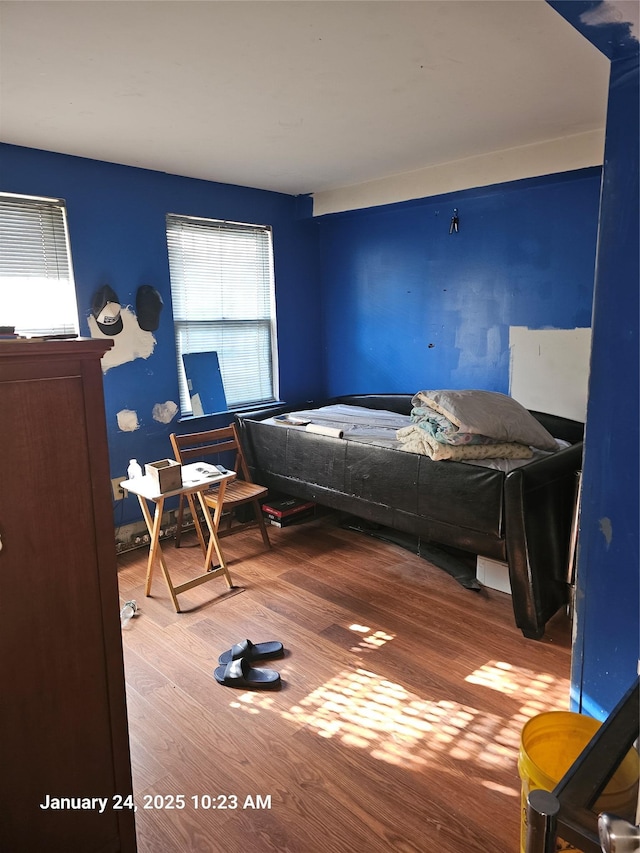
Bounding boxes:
[271,404,411,444]
[266,404,569,471]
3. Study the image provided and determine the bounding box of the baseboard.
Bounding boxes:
[115,508,195,554]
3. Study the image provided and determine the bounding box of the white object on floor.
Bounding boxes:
[120,600,138,627]
[476,556,511,595]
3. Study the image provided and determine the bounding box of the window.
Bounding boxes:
[166,214,278,415]
[0,193,78,337]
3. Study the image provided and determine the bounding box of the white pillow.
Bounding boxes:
[411,389,558,451]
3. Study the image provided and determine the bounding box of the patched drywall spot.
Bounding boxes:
[581,1,638,39]
[88,306,156,372]
[599,517,613,548]
[152,401,179,424]
[117,409,140,432]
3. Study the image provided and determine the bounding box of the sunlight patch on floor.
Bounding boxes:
[229,693,279,714]
[282,667,518,771]
[482,780,520,798]
[348,623,395,653]
[466,660,571,716]
[278,660,571,773]
[221,656,570,775]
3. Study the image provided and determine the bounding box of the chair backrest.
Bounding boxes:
[169,423,252,482]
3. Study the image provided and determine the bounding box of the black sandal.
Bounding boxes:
[217,638,284,666]
[213,657,281,690]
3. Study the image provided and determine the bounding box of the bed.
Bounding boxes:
[235,392,584,639]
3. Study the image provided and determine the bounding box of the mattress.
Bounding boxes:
[267,403,568,472]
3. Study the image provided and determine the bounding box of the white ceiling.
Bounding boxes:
[0,0,611,197]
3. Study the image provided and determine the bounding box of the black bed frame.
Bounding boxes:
[236,394,584,639]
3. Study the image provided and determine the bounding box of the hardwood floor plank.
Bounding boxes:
[288,725,512,852]
[118,513,572,852]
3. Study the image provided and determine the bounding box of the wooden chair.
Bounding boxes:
[170,424,271,550]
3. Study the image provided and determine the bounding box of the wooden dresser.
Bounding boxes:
[0,339,137,852]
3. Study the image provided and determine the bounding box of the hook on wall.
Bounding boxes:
[449,209,459,234]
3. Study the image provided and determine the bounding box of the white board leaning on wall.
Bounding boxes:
[509,326,592,423]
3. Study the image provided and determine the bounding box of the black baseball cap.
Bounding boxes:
[91,285,123,336]
[136,285,163,332]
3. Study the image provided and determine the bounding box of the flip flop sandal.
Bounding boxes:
[213,657,281,690]
[218,638,284,666]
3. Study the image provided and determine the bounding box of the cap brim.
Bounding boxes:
[96,314,124,336]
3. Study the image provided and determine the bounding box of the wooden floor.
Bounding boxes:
[117,511,572,853]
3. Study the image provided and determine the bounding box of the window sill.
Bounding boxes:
[177,401,285,424]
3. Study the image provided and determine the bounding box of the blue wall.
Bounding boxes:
[0,143,603,539]
[575,52,640,718]
[548,1,639,719]
[316,170,600,396]
[0,144,324,525]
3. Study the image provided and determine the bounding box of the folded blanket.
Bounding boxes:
[411,389,557,451]
[410,406,504,446]
[396,424,534,461]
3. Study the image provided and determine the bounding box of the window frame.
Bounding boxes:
[0,192,79,338]
[166,213,279,417]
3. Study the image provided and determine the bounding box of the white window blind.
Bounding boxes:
[0,193,79,337]
[166,214,278,414]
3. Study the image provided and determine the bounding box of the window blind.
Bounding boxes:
[0,194,79,337]
[166,214,278,414]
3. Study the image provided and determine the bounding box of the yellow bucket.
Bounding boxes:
[518,711,639,853]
